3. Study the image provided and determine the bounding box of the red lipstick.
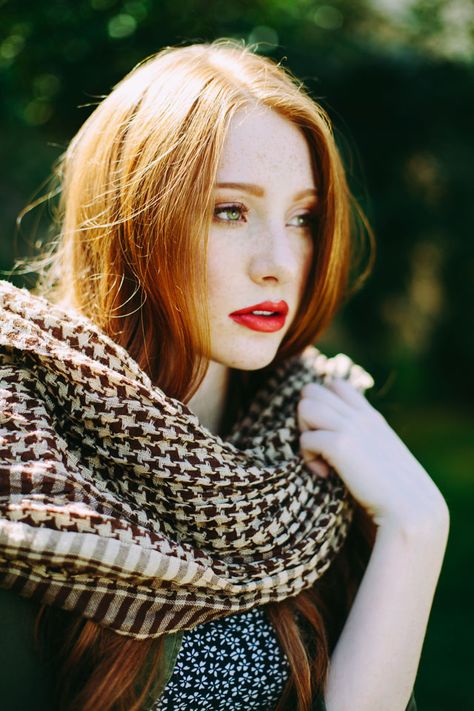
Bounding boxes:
[229,300,289,333]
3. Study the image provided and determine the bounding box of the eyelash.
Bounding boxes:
[213,202,317,228]
[213,203,249,224]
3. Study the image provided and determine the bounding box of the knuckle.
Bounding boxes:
[373,407,387,424]
[365,406,386,427]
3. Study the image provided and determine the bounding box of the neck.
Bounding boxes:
[187,361,230,435]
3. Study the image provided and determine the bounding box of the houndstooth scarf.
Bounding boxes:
[0,279,373,639]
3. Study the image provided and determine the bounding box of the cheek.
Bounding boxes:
[206,238,237,311]
[298,239,314,293]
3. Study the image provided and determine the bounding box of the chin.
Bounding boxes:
[215,345,280,371]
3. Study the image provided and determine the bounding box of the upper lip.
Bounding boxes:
[229,300,289,316]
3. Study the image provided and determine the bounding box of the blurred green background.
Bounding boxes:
[0,0,472,707]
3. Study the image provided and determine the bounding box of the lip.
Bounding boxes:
[229,300,289,333]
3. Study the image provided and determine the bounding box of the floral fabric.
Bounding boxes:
[155,606,289,710]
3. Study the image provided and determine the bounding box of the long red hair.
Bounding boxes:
[26,39,376,710]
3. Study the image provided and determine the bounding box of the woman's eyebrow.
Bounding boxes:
[216,182,318,201]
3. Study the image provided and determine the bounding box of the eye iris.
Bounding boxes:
[227,207,240,220]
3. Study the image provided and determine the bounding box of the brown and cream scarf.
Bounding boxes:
[0,279,373,639]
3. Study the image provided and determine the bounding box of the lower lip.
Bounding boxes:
[229,313,287,332]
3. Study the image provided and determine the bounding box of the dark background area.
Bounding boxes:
[1,0,473,707]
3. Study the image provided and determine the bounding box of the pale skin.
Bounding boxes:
[188,104,450,710]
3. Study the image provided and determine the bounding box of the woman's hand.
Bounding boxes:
[298,375,449,533]
[299,365,450,709]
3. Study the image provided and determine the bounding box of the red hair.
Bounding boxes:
[27,39,376,710]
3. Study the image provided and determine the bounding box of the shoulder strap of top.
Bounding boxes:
[140,630,184,709]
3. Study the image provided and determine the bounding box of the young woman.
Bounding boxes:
[0,40,449,710]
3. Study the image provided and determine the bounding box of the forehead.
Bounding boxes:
[216,105,316,189]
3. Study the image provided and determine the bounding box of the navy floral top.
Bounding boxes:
[154,606,290,710]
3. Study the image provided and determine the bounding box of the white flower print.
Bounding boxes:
[155,606,290,711]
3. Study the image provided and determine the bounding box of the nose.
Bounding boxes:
[248,224,301,285]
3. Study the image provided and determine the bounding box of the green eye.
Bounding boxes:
[213,203,247,223]
[224,208,240,221]
[289,212,315,228]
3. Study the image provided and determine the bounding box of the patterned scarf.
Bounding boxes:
[0,280,373,639]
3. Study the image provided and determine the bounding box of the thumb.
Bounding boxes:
[303,453,330,478]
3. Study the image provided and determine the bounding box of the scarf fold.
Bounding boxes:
[0,280,373,638]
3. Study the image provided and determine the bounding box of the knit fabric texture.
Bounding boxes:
[0,280,374,639]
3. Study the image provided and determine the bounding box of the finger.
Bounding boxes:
[300,381,351,417]
[305,455,330,478]
[324,376,369,409]
[299,429,340,470]
[297,398,345,432]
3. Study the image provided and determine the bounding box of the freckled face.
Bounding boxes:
[206,104,317,370]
